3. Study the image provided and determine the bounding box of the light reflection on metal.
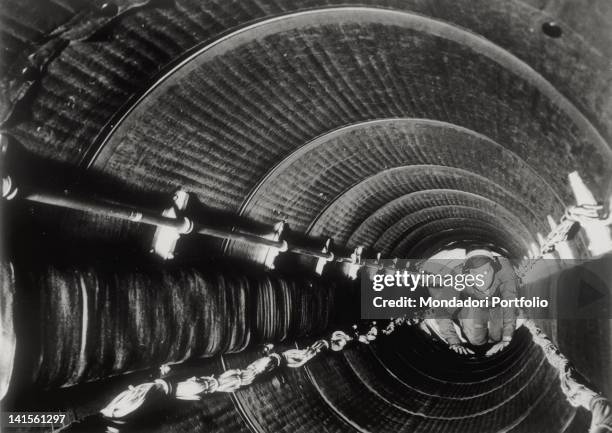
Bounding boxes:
[151,189,191,260]
[568,171,612,256]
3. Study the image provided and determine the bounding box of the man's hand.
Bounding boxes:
[485,341,510,356]
[449,344,474,355]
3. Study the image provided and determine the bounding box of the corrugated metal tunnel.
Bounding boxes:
[1,0,611,432]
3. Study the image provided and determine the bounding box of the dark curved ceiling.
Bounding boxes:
[1,0,611,431]
[3,1,610,260]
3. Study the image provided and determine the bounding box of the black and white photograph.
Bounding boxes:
[0,1,611,432]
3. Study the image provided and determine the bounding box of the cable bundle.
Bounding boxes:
[7,262,340,390]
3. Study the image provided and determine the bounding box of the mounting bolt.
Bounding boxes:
[99,1,118,17]
[20,65,39,81]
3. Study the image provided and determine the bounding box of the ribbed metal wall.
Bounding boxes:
[2,0,611,431]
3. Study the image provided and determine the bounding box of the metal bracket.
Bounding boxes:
[0,135,17,200]
[262,221,287,269]
[346,246,364,280]
[382,258,398,275]
[314,238,334,275]
[151,189,191,260]
[1,175,17,200]
[373,252,383,270]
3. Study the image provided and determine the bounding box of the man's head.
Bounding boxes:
[463,249,500,291]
